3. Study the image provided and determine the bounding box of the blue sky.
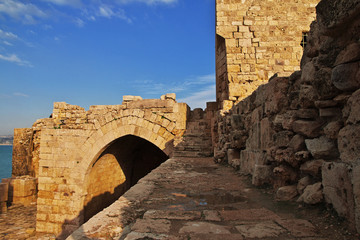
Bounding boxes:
[0,0,215,135]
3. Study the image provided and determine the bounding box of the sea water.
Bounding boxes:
[0,145,12,179]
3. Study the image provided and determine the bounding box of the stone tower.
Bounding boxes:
[216,0,319,110]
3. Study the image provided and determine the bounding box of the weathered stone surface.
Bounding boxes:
[323,121,343,139]
[346,89,360,124]
[314,100,338,108]
[295,109,319,119]
[0,183,8,203]
[331,62,360,91]
[335,43,360,66]
[273,165,298,188]
[276,185,298,201]
[230,130,247,149]
[300,159,325,177]
[276,219,317,237]
[322,162,355,223]
[220,208,280,221]
[273,111,296,130]
[230,114,243,129]
[289,134,306,151]
[179,222,231,234]
[239,150,266,175]
[338,124,360,163]
[319,107,341,117]
[292,120,322,138]
[275,148,298,167]
[131,219,171,234]
[295,151,311,162]
[122,95,143,102]
[297,176,313,194]
[297,182,323,204]
[235,221,285,238]
[301,62,316,84]
[12,128,34,177]
[124,232,169,240]
[143,210,201,221]
[203,210,221,222]
[273,131,293,148]
[227,149,239,165]
[351,163,360,233]
[246,118,274,150]
[298,85,318,108]
[10,176,37,206]
[161,93,176,101]
[252,164,272,186]
[313,67,340,99]
[305,136,338,159]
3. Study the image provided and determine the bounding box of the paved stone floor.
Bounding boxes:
[0,204,56,240]
[1,157,359,239]
[117,157,358,240]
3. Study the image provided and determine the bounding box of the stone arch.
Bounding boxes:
[82,134,168,221]
[76,118,175,184]
[72,116,174,221]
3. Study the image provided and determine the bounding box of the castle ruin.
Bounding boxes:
[0,0,359,238]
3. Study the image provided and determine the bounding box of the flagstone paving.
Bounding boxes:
[69,157,358,239]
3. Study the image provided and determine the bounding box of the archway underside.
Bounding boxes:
[83,134,169,222]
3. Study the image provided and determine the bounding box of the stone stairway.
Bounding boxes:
[173,109,213,158]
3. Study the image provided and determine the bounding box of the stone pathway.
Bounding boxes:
[69,157,358,240]
[0,204,55,240]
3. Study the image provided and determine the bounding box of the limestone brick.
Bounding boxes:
[216,0,318,107]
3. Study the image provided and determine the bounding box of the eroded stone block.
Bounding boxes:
[322,162,355,224]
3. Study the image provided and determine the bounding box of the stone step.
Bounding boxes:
[176,143,212,149]
[175,145,213,152]
[173,150,213,158]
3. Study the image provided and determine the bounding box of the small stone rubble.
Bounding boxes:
[67,157,357,240]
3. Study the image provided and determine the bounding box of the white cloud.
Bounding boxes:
[0,53,33,67]
[116,0,177,5]
[40,0,83,8]
[13,92,29,97]
[0,29,18,40]
[178,84,216,110]
[0,0,47,24]
[3,41,13,46]
[183,73,215,86]
[97,4,132,23]
[134,73,216,109]
[74,18,85,27]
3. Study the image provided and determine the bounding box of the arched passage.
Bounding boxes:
[83,134,169,222]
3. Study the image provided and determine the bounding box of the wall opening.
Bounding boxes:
[83,134,169,222]
[300,32,309,49]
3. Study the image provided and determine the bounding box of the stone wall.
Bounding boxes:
[214,0,360,232]
[12,128,34,176]
[9,94,189,237]
[216,0,319,110]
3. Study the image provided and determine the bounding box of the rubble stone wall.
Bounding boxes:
[12,128,34,176]
[10,95,189,236]
[214,0,360,232]
[216,0,319,109]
